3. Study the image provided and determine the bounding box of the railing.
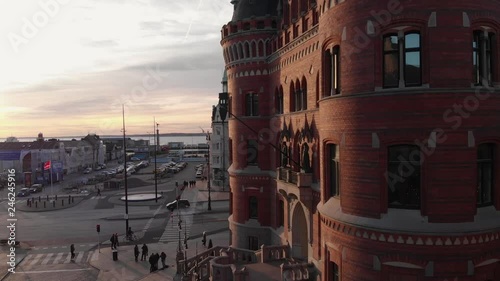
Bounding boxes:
[277,167,312,187]
[180,244,312,281]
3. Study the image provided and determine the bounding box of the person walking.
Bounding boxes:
[70,244,75,260]
[154,253,160,271]
[134,245,139,262]
[141,244,148,261]
[110,234,116,249]
[160,252,166,269]
[149,253,155,272]
[97,188,101,196]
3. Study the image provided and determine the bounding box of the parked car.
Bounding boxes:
[166,199,190,211]
[195,170,203,178]
[29,184,43,193]
[17,188,31,197]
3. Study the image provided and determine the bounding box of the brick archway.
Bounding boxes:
[291,202,308,259]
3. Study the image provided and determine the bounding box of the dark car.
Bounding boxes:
[17,188,31,197]
[166,199,190,211]
[29,184,43,193]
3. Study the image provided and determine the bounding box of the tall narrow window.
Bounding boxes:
[473,30,495,86]
[248,236,259,250]
[404,32,421,86]
[324,46,340,96]
[247,139,258,165]
[477,144,494,206]
[301,77,308,110]
[383,32,422,88]
[332,46,340,94]
[281,142,289,167]
[278,200,284,227]
[383,34,399,88]
[387,145,421,209]
[245,93,259,116]
[328,144,340,197]
[249,196,258,219]
[278,87,284,114]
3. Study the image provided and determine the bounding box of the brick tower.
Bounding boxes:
[221,0,500,280]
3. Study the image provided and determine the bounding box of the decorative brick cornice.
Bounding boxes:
[320,216,500,247]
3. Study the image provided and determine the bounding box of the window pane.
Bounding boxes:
[384,53,399,87]
[405,51,421,86]
[384,35,399,51]
[477,144,494,206]
[388,145,421,209]
[252,94,259,116]
[405,33,420,48]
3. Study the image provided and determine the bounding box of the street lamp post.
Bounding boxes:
[154,122,159,202]
[122,105,129,236]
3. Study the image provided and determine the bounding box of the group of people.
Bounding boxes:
[176,180,197,189]
[134,244,167,272]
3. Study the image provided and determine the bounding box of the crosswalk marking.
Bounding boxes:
[53,253,64,264]
[22,251,96,268]
[29,254,43,266]
[75,252,84,263]
[158,210,193,243]
[41,253,53,265]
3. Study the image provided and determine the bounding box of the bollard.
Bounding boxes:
[44,201,46,208]
[35,201,38,208]
[62,200,64,206]
[53,201,56,207]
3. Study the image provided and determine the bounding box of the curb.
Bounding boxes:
[0,254,27,281]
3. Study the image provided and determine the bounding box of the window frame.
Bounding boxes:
[473,30,495,86]
[477,143,495,207]
[245,92,259,116]
[249,196,258,219]
[326,144,340,198]
[382,30,423,88]
[387,145,422,209]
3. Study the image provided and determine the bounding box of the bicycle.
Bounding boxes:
[126,233,138,241]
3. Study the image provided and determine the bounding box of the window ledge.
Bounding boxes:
[374,84,430,92]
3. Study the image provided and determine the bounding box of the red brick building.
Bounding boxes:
[221,0,500,280]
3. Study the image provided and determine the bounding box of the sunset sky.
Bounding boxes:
[0,0,232,138]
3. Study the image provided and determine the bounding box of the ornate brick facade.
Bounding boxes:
[221,0,500,280]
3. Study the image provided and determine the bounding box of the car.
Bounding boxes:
[166,199,190,211]
[195,170,203,178]
[131,157,140,161]
[29,184,43,193]
[17,188,31,197]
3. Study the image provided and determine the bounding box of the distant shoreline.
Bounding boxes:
[3,133,205,140]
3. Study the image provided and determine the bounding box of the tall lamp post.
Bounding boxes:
[122,105,129,235]
[154,121,159,202]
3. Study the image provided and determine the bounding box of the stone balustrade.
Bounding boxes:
[281,262,311,281]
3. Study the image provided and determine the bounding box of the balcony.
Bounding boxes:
[276,167,313,206]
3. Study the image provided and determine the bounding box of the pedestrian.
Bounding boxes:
[208,239,213,249]
[141,244,148,261]
[97,188,101,196]
[70,244,75,260]
[155,253,160,271]
[110,234,115,249]
[160,252,166,269]
[149,253,155,272]
[134,245,139,262]
[202,231,207,247]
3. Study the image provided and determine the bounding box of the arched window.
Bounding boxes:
[289,81,295,112]
[245,93,259,116]
[244,42,250,58]
[281,142,289,167]
[324,46,340,96]
[294,79,302,111]
[477,143,494,206]
[387,145,421,209]
[301,76,307,110]
[301,143,311,172]
[275,86,284,114]
[326,144,340,198]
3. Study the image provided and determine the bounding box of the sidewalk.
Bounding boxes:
[90,183,230,281]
